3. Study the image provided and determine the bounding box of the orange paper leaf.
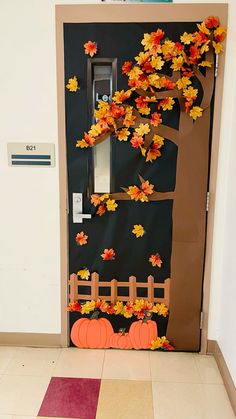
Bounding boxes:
[75,231,88,246]
[84,40,97,57]
[96,204,106,216]
[149,253,162,268]
[101,248,115,260]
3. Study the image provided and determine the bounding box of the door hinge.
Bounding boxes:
[200,311,204,330]
[215,54,219,78]
[206,191,210,212]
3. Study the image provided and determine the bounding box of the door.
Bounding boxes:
[63,14,220,351]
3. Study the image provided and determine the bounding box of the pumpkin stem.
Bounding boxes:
[142,311,153,322]
[90,310,100,320]
[119,328,126,336]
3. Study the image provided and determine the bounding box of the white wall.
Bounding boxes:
[0,0,235,383]
[0,0,97,334]
[0,0,62,333]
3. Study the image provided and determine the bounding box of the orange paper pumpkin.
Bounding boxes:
[110,329,133,349]
[70,315,114,348]
[129,319,157,349]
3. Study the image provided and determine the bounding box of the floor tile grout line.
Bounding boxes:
[192,352,204,385]
[0,414,35,417]
[1,361,59,374]
[1,373,55,378]
[149,354,155,419]
[149,350,153,382]
[100,349,106,380]
[151,379,226,385]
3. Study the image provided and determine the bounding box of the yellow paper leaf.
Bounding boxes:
[76,139,89,148]
[153,135,164,146]
[197,22,210,35]
[189,106,203,120]
[66,76,79,92]
[151,56,165,71]
[81,300,96,314]
[183,87,198,100]
[135,123,150,136]
[106,199,118,211]
[200,40,210,54]
[148,73,161,89]
[135,51,150,66]
[140,146,147,157]
[212,41,223,55]
[100,193,109,201]
[77,268,90,280]
[198,61,212,68]
[180,32,194,45]
[170,56,184,71]
[116,128,131,141]
[176,77,192,90]
[132,224,145,238]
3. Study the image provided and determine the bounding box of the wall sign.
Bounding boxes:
[7,143,55,167]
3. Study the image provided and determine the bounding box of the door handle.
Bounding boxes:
[72,193,92,223]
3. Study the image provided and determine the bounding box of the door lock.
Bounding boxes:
[72,193,92,223]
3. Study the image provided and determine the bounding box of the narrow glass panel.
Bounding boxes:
[94,137,111,193]
[93,64,112,193]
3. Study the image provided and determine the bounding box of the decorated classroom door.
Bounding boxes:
[64,17,225,351]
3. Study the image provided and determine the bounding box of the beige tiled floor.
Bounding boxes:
[96,379,154,419]
[0,346,234,419]
[102,348,151,380]
[53,347,105,378]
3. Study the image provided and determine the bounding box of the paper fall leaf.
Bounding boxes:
[152,303,169,317]
[115,128,131,141]
[189,106,203,120]
[66,301,82,312]
[76,133,95,148]
[106,199,118,211]
[135,123,150,136]
[127,186,148,202]
[176,77,192,90]
[198,60,212,68]
[158,97,175,111]
[212,41,223,54]
[77,268,90,280]
[132,224,145,238]
[101,248,116,260]
[214,26,227,43]
[91,194,101,207]
[127,179,154,202]
[84,41,97,57]
[96,204,106,216]
[205,16,220,29]
[130,133,144,149]
[197,22,210,35]
[81,300,96,314]
[75,231,88,246]
[149,253,162,268]
[150,112,162,127]
[122,61,133,74]
[141,180,154,195]
[180,32,194,45]
[66,76,79,92]
[150,336,174,351]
